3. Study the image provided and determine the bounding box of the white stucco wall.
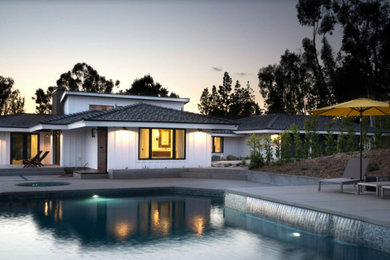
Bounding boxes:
[214,134,277,159]
[107,128,212,170]
[0,132,10,165]
[64,95,185,114]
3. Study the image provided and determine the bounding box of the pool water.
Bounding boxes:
[0,195,388,260]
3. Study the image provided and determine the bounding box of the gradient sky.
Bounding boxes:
[0,0,342,113]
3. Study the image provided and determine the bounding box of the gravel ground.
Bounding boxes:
[257,149,390,179]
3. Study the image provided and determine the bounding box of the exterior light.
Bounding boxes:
[270,134,280,141]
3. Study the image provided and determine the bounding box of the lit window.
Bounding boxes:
[139,129,186,159]
[212,137,223,153]
[89,105,114,111]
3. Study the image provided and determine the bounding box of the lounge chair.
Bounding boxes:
[357,181,390,197]
[23,151,42,168]
[318,158,369,192]
[35,151,49,167]
[23,151,49,168]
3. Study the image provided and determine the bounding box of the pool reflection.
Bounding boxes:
[0,196,216,245]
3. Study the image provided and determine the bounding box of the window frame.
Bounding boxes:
[138,128,186,160]
[212,136,224,153]
[10,132,40,164]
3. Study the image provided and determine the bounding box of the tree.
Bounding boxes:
[246,134,264,170]
[304,116,321,158]
[281,131,292,162]
[122,74,179,98]
[34,63,120,113]
[290,124,304,160]
[33,86,55,114]
[259,0,390,114]
[258,50,315,114]
[325,118,337,155]
[199,72,260,118]
[0,76,25,115]
[334,0,390,101]
[263,137,273,165]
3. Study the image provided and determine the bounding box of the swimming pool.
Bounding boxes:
[0,194,388,259]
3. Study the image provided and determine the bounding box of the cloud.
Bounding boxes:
[211,66,223,72]
[236,72,248,77]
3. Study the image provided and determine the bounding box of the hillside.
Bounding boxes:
[257,149,390,179]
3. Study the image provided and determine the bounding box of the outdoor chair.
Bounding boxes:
[357,181,390,197]
[23,151,42,168]
[23,151,49,168]
[318,158,369,192]
[381,186,390,199]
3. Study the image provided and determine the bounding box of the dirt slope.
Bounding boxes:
[257,149,390,179]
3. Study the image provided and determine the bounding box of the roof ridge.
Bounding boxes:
[266,114,279,129]
[88,102,236,124]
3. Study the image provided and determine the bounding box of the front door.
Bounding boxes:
[97,127,107,172]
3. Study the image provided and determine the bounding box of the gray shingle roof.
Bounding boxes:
[42,103,236,125]
[0,114,57,128]
[235,113,377,133]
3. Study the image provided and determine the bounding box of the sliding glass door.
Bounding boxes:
[11,133,39,164]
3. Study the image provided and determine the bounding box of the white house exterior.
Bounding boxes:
[0,91,237,171]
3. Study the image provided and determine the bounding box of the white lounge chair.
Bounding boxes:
[381,186,390,199]
[357,181,390,197]
[318,158,369,192]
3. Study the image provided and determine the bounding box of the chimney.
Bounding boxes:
[52,87,66,115]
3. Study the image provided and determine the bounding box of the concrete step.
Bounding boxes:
[0,167,66,176]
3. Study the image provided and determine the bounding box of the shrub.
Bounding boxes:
[263,137,273,165]
[247,134,264,170]
[290,124,303,161]
[226,155,238,161]
[241,158,246,166]
[367,163,380,172]
[325,119,337,156]
[281,131,292,162]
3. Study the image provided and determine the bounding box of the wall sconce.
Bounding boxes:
[45,133,50,138]
[91,128,96,138]
[197,129,203,132]
[122,127,128,130]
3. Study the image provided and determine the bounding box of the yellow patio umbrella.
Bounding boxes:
[310,98,390,180]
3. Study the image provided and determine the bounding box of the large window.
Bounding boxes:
[212,137,223,153]
[139,129,186,160]
[11,133,39,164]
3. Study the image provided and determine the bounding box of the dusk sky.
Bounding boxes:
[0,0,342,113]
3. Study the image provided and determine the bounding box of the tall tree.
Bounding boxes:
[122,74,179,98]
[199,72,260,118]
[0,76,25,115]
[258,51,312,114]
[34,63,120,114]
[334,0,390,101]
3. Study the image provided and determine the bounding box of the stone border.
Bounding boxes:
[225,192,390,254]
[109,168,320,186]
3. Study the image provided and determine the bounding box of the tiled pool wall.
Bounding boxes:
[225,193,390,254]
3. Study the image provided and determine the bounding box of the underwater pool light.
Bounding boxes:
[292,232,301,237]
[92,195,99,198]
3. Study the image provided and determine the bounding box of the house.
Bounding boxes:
[211,113,380,160]
[0,90,237,171]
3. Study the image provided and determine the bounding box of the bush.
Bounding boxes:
[241,158,246,166]
[263,137,273,165]
[248,152,264,170]
[367,163,380,172]
[226,155,238,161]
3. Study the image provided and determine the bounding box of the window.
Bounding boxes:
[212,137,223,153]
[139,129,186,160]
[11,133,39,164]
[89,105,114,111]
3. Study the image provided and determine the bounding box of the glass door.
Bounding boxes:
[11,133,39,164]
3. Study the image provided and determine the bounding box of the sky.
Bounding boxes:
[0,0,342,113]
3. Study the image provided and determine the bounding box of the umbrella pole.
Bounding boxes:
[360,110,363,181]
